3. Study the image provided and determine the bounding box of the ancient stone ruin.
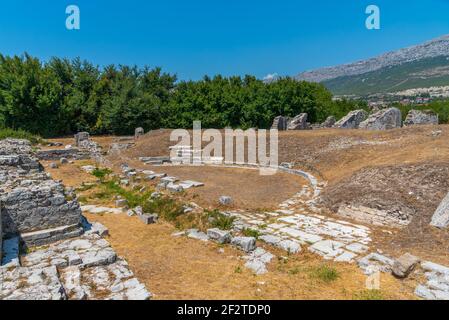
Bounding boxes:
[269,108,405,131]
[271,116,290,131]
[334,110,368,129]
[337,205,411,228]
[36,148,90,161]
[359,107,402,130]
[0,139,83,245]
[0,138,150,300]
[135,127,145,140]
[287,113,309,130]
[74,132,90,147]
[321,116,336,128]
[430,192,449,228]
[404,109,439,126]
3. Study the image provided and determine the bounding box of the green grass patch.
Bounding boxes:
[310,264,340,283]
[76,183,96,192]
[0,128,41,144]
[97,180,152,208]
[288,266,302,275]
[77,196,88,204]
[353,290,384,300]
[91,167,113,180]
[143,196,185,222]
[242,228,261,239]
[206,209,236,230]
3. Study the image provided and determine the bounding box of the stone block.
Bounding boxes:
[271,116,290,131]
[231,236,256,252]
[392,253,420,278]
[404,109,438,126]
[359,107,402,130]
[134,127,144,139]
[115,199,128,208]
[139,214,158,225]
[74,132,90,147]
[430,192,449,229]
[207,228,232,244]
[186,229,209,241]
[219,196,232,206]
[287,113,309,130]
[334,110,368,129]
[166,183,184,193]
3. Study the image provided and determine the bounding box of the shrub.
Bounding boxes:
[0,128,41,144]
[99,180,151,208]
[206,209,236,230]
[311,264,340,283]
[242,228,261,239]
[92,167,112,180]
[143,197,185,222]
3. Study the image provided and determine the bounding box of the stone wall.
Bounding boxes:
[337,205,411,228]
[0,139,83,244]
[287,113,309,130]
[334,110,368,129]
[36,148,90,161]
[359,107,402,130]
[1,180,82,236]
[404,109,439,126]
[271,116,290,131]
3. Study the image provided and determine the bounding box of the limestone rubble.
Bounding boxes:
[0,138,151,300]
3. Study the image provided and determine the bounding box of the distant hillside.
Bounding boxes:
[323,55,449,95]
[296,34,449,95]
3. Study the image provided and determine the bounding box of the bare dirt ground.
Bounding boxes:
[125,163,306,211]
[44,124,449,299]
[92,125,449,264]
[43,159,98,187]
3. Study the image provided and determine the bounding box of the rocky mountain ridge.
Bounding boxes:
[296,34,449,83]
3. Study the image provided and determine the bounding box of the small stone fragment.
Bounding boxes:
[392,253,420,278]
[219,196,233,206]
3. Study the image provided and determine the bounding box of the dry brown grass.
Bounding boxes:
[44,126,449,300]
[122,126,449,184]
[85,212,417,300]
[121,164,306,211]
[42,160,98,188]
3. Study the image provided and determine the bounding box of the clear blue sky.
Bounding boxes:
[1,0,449,80]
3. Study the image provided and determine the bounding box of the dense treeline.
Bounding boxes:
[0,53,363,137]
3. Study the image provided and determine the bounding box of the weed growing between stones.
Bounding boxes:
[143,197,184,222]
[97,180,153,208]
[206,210,236,230]
[310,264,340,283]
[76,183,96,192]
[242,228,261,239]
